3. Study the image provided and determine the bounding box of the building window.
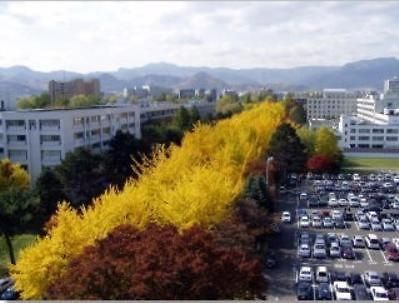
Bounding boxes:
[386,136,398,141]
[350,129,356,133]
[387,129,399,134]
[372,144,383,149]
[91,116,100,122]
[41,150,61,160]
[7,135,26,143]
[372,129,384,134]
[8,150,27,160]
[372,136,384,141]
[358,136,370,141]
[73,117,84,126]
[6,120,25,129]
[358,129,370,134]
[74,132,84,139]
[40,135,61,144]
[350,136,356,140]
[358,144,370,148]
[40,120,60,129]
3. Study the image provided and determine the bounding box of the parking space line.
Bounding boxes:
[365,248,377,264]
[380,250,391,265]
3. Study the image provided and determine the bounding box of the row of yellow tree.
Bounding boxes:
[12,102,286,299]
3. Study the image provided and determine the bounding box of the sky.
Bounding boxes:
[0,1,399,73]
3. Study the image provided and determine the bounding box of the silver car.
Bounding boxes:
[329,242,341,258]
[371,219,383,231]
[298,243,311,258]
[323,217,334,228]
[313,243,327,258]
[358,216,370,229]
[382,219,395,231]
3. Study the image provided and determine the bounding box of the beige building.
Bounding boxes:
[48,78,101,102]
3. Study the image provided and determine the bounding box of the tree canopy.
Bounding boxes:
[314,127,341,160]
[45,224,264,300]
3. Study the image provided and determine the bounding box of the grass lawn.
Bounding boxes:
[343,156,399,172]
[0,234,37,276]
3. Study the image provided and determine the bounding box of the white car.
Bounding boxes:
[333,281,352,300]
[297,266,313,283]
[299,216,310,228]
[329,192,336,200]
[281,211,291,223]
[312,216,322,228]
[315,266,329,283]
[353,235,366,248]
[358,216,370,229]
[338,198,348,207]
[366,234,380,250]
[332,210,343,220]
[353,173,361,181]
[300,193,308,200]
[382,219,395,231]
[394,176,399,184]
[328,198,338,207]
[370,286,389,301]
[349,197,360,207]
[329,242,341,258]
[360,198,369,208]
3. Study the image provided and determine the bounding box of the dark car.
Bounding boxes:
[308,197,319,208]
[341,246,355,259]
[315,282,332,300]
[353,284,372,300]
[383,272,399,289]
[0,286,19,300]
[344,211,354,221]
[297,282,313,300]
[334,217,346,228]
[331,271,349,283]
[385,244,399,262]
[388,288,399,300]
[349,273,363,286]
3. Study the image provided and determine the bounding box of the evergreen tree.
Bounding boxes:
[268,123,307,176]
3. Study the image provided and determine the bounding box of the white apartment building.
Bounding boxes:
[304,89,359,120]
[338,78,399,150]
[0,105,141,181]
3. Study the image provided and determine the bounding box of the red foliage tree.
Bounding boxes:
[46,224,265,300]
[306,154,334,172]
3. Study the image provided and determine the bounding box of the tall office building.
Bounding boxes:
[48,78,101,102]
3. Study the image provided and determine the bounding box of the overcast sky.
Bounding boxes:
[1,1,398,73]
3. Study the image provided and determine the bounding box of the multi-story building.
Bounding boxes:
[304,89,360,120]
[48,78,101,102]
[0,104,140,181]
[178,89,195,99]
[338,78,399,151]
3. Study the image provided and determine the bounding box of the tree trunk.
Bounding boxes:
[4,233,16,265]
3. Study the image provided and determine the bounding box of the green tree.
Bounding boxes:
[314,127,340,160]
[268,123,307,175]
[17,93,51,109]
[35,168,66,229]
[216,95,242,115]
[104,130,143,188]
[173,106,192,130]
[0,159,35,264]
[297,127,316,155]
[190,106,201,126]
[55,148,106,208]
[69,95,102,108]
[288,104,307,125]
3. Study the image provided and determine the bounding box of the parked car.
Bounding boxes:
[366,234,381,250]
[339,198,348,207]
[297,266,313,283]
[333,281,352,300]
[384,243,399,262]
[298,243,311,258]
[315,282,332,300]
[281,211,292,223]
[0,286,19,300]
[349,273,363,286]
[312,216,322,228]
[371,219,383,231]
[359,216,370,229]
[329,242,341,258]
[341,246,355,259]
[382,272,399,289]
[382,218,395,231]
[388,288,399,300]
[339,234,352,247]
[331,271,350,283]
[380,237,392,250]
[313,243,327,259]
[353,284,372,300]
[364,271,383,287]
[334,217,346,229]
[328,198,338,207]
[296,282,313,300]
[323,217,334,228]
[299,216,310,228]
[370,286,389,301]
[353,235,366,248]
[315,266,329,283]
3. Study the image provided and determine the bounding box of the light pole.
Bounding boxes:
[266,156,274,186]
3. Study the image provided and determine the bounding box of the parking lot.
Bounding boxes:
[264,172,399,301]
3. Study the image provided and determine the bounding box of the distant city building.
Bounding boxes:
[123,87,150,99]
[304,89,360,120]
[206,88,217,102]
[195,88,205,98]
[222,89,238,99]
[338,78,399,151]
[0,105,140,181]
[48,78,101,102]
[178,89,195,99]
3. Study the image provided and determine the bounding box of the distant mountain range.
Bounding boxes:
[0,57,399,107]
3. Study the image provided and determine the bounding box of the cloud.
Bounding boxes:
[0,1,398,72]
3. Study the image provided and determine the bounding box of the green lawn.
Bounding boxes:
[0,234,37,276]
[343,156,399,172]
